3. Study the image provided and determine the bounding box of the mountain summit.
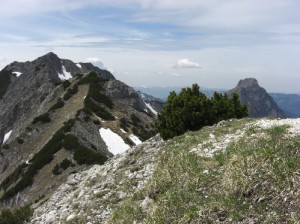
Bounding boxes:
[228,78,285,118]
[0,52,157,208]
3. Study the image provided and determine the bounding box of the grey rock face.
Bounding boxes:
[105,79,147,113]
[71,119,113,158]
[136,90,165,113]
[0,52,156,209]
[228,78,286,118]
[30,135,163,224]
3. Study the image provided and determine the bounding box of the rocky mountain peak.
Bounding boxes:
[0,53,157,209]
[237,78,259,89]
[228,78,285,118]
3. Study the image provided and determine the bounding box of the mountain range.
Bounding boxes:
[0,52,299,223]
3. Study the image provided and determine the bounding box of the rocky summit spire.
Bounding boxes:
[228,78,285,118]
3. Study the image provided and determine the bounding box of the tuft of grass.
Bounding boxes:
[0,205,33,224]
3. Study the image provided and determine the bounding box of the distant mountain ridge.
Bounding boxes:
[270,93,300,118]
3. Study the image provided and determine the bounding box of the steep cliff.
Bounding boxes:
[228,78,285,118]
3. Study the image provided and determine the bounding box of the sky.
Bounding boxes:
[0,0,299,93]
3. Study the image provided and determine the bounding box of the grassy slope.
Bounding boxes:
[110,118,300,223]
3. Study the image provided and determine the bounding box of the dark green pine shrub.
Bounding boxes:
[1,119,75,201]
[78,72,114,121]
[52,159,73,175]
[63,134,107,165]
[63,84,78,101]
[32,113,51,124]
[156,84,248,140]
[130,114,141,125]
[74,145,107,165]
[49,98,65,111]
[119,117,130,132]
[0,163,27,191]
[0,69,12,99]
[132,126,156,142]
[16,138,24,144]
[52,164,61,175]
[0,205,33,224]
[62,80,71,90]
[84,97,114,121]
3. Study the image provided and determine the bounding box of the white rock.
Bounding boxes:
[140,197,153,211]
[66,214,76,221]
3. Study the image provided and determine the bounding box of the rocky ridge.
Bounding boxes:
[228,78,285,118]
[29,118,300,223]
[30,135,163,224]
[0,52,157,208]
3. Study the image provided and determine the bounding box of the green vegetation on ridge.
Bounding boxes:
[0,119,108,201]
[111,119,300,223]
[0,69,12,99]
[156,84,248,139]
[78,72,115,121]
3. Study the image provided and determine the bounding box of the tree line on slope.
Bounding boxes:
[156,84,248,140]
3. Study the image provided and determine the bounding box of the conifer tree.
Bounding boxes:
[156,84,248,140]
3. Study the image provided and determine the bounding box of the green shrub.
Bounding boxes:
[88,83,113,109]
[120,117,130,130]
[132,126,156,142]
[156,84,248,140]
[32,113,51,124]
[74,145,107,165]
[78,72,107,85]
[63,84,78,101]
[62,80,71,90]
[75,73,84,80]
[124,137,135,146]
[2,144,10,149]
[0,205,33,224]
[1,119,75,201]
[63,134,108,165]
[77,72,114,120]
[63,92,72,101]
[52,164,61,175]
[85,97,115,121]
[131,114,141,125]
[0,69,12,99]
[52,159,73,175]
[63,134,79,151]
[16,138,24,144]
[49,99,65,111]
[0,163,27,190]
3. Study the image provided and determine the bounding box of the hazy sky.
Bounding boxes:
[0,0,299,93]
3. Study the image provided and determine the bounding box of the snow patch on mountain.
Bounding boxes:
[76,63,82,68]
[129,134,142,145]
[58,65,72,80]
[12,71,22,77]
[99,128,130,155]
[2,130,12,144]
[145,102,158,115]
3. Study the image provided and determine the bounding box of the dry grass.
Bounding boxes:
[110,119,300,223]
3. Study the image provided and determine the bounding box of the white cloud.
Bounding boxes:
[172,58,201,69]
[86,57,106,69]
